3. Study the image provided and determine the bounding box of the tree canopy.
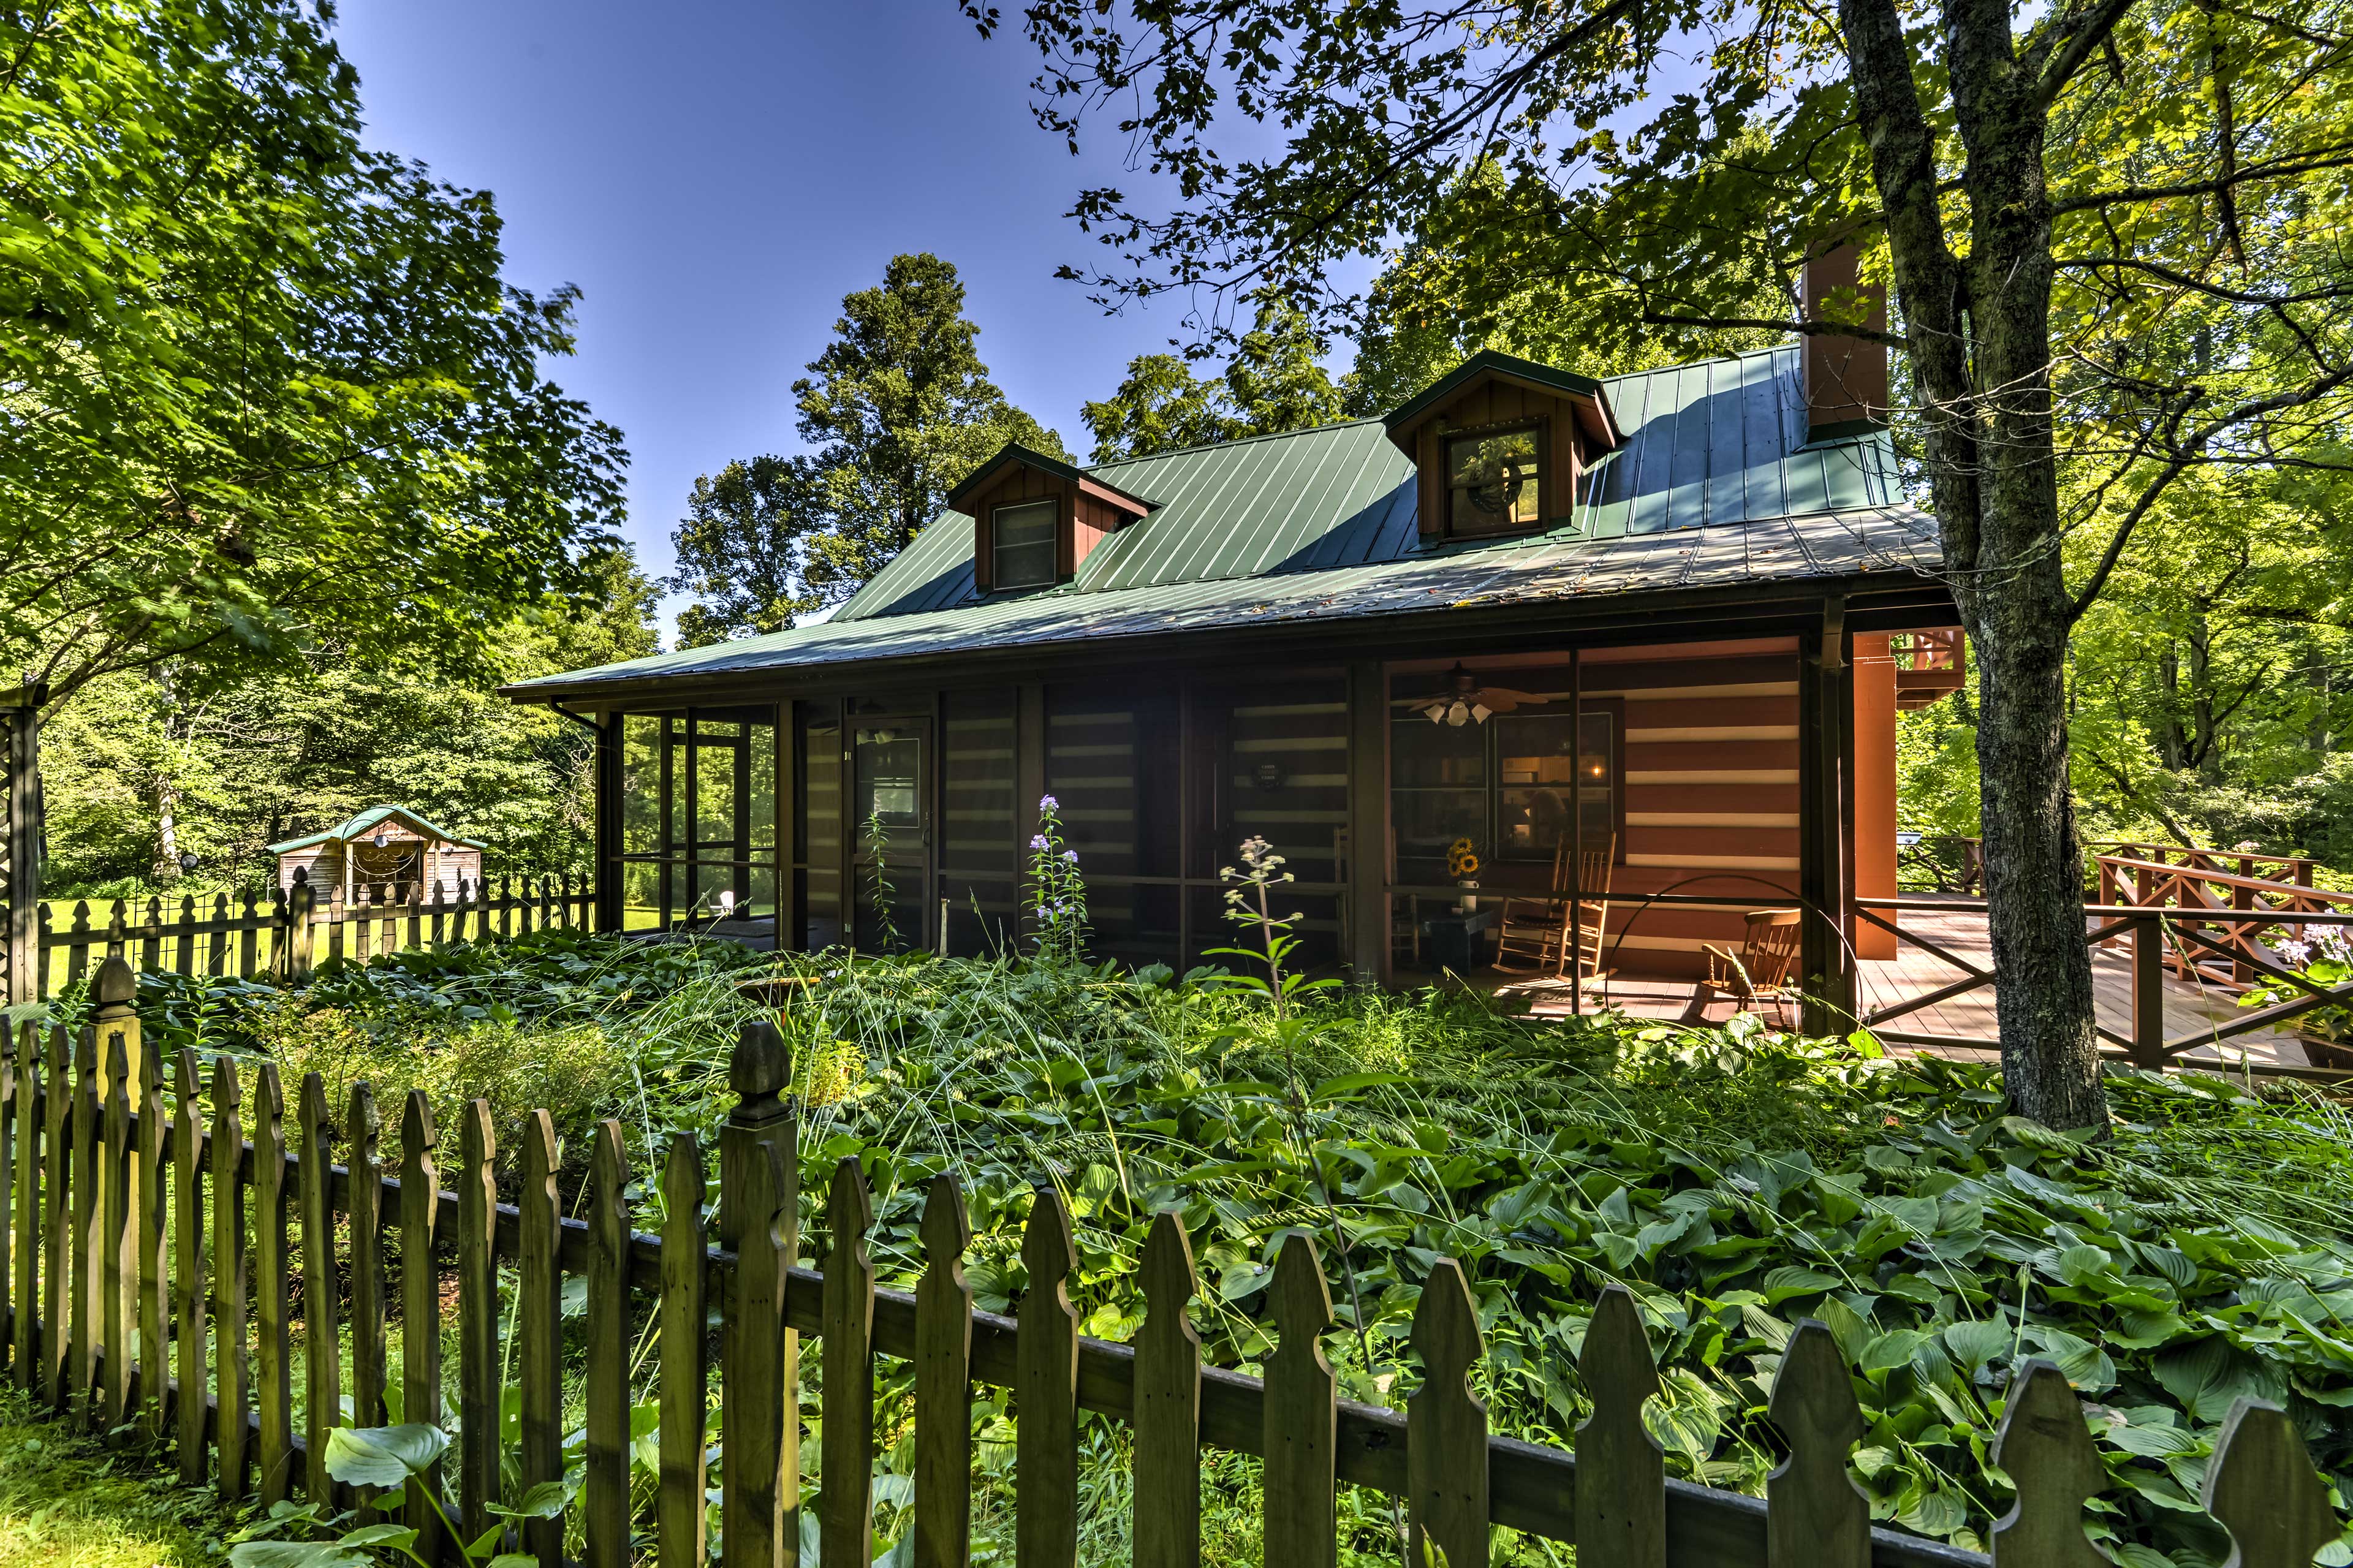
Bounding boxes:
[1083,287,1345,463]
[669,254,1063,643]
[0,0,627,716]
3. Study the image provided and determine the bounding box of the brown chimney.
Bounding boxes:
[1800,242,1889,439]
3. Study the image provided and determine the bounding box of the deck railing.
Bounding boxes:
[1,982,2341,1568]
[2093,850,2351,990]
[2,870,596,1001]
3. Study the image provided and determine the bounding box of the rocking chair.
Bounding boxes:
[1698,909,1803,1025]
[1493,835,1615,987]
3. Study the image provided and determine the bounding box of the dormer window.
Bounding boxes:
[1447,425,1543,537]
[952,441,1157,593]
[1382,351,1621,542]
[992,499,1059,590]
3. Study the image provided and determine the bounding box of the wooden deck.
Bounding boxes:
[1451,901,2313,1072]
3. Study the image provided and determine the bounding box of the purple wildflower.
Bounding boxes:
[1031,835,1050,850]
[1063,849,1079,863]
[1039,793,1059,810]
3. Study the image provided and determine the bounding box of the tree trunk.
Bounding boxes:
[153,664,184,884]
[2159,642,2190,770]
[1841,0,2107,1126]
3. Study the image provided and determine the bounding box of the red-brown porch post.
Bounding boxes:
[780,702,806,952]
[1569,648,1583,1016]
[1346,661,1390,988]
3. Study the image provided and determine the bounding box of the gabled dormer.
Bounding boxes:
[1383,352,1620,543]
[949,442,1156,593]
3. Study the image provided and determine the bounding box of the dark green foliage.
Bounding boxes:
[668,254,1064,642]
[4,0,628,715]
[1083,289,1344,463]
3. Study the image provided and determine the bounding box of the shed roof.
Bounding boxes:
[509,346,1942,699]
[267,805,488,855]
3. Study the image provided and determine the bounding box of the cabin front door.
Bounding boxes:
[852,717,930,951]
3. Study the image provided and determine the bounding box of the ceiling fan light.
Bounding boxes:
[1423,702,1449,724]
[1471,703,1493,724]
[1447,700,1470,727]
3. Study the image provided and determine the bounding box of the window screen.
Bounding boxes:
[993,499,1058,588]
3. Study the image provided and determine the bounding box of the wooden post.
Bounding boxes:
[1344,659,1390,989]
[721,1021,797,1568]
[0,1026,11,1382]
[1132,1211,1199,1568]
[820,1157,876,1568]
[2204,1399,2338,1568]
[1569,647,1583,1012]
[455,1100,501,1547]
[399,1092,445,1561]
[253,1064,294,1506]
[1767,1321,1869,1568]
[914,1175,973,1568]
[211,1057,249,1497]
[583,1122,631,1568]
[136,1040,167,1433]
[1990,1362,2107,1568]
[1575,1285,1664,1568]
[658,1133,709,1568]
[1016,1186,1079,1568]
[2,693,40,1010]
[297,1073,340,1499]
[2132,914,2167,1068]
[596,712,625,933]
[40,1028,68,1407]
[1406,1258,1488,1568]
[1797,604,1853,1034]
[518,1110,564,1568]
[173,1050,208,1483]
[69,1028,97,1422]
[99,1031,132,1428]
[1264,1233,1336,1568]
[346,1083,388,1519]
[9,1025,35,1389]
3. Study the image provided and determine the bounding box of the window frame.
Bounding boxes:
[1442,420,1547,539]
[990,498,1061,591]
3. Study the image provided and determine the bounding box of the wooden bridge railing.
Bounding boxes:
[1,869,596,1002]
[1855,898,2353,1077]
[2,985,2343,1568]
[2093,851,2352,990]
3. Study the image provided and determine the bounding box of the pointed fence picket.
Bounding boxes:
[0,995,2346,1568]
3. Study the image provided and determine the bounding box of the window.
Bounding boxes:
[1446,426,1543,537]
[992,499,1058,588]
[1390,678,1621,883]
[1495,710,1616,860]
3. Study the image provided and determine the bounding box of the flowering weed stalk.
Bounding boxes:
[1026,793,1089,964]
[863,805,901,953]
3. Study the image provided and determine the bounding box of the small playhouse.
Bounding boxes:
[268,805,487,900]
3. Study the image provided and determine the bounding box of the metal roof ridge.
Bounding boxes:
[1084,415,1385,473]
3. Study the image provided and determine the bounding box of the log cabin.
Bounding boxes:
[506,261,1965,1026]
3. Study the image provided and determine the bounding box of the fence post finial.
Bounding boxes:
[1990,1361,2110,1568]
[729,1020,793,1126]
[1767,1320,1870,1568]
[2205,1398,2336,1568]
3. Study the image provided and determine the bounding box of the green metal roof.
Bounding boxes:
[267,805,488,855]
[508,346,1938,698]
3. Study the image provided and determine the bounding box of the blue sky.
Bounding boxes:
[334,0,1313,640]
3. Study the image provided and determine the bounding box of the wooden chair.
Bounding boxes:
[1390,893,1422,969]
[1493,836,1614,985]
[1699,910,1803,1025]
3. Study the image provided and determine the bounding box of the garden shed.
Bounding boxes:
[268,805,487,901]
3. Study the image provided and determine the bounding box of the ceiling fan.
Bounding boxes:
[1420,662,1544,726]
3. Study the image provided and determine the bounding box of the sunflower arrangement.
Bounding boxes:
[1446,837,1480,878]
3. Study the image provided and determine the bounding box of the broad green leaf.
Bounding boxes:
[323,1424,449,1490]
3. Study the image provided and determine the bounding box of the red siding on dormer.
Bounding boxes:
[966,463,1146,589]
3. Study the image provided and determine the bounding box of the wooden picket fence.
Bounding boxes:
[0,973,2340,1568]
[10,871,597,1002]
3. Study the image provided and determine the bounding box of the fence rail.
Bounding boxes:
[1,871,596,1002]
[2095,852,2353,991]
[0,969,2341,1568]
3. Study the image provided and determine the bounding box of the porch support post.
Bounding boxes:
[1569,648,1583,1014]
[779,702,805,953]
[1344,660,1390,988]
[1015,681,1047,946]
[593,713,624,934]
[3,689,39,1007]
[1799,597,1855,1034]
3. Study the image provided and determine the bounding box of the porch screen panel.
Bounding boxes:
[798,701,845,951]
[1221,678,1347,968]
[1047,685,1181,969]
[941,688,1018,957]
[619,715,662,929]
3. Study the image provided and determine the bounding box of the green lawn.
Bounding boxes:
[0,1383,232,1568]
